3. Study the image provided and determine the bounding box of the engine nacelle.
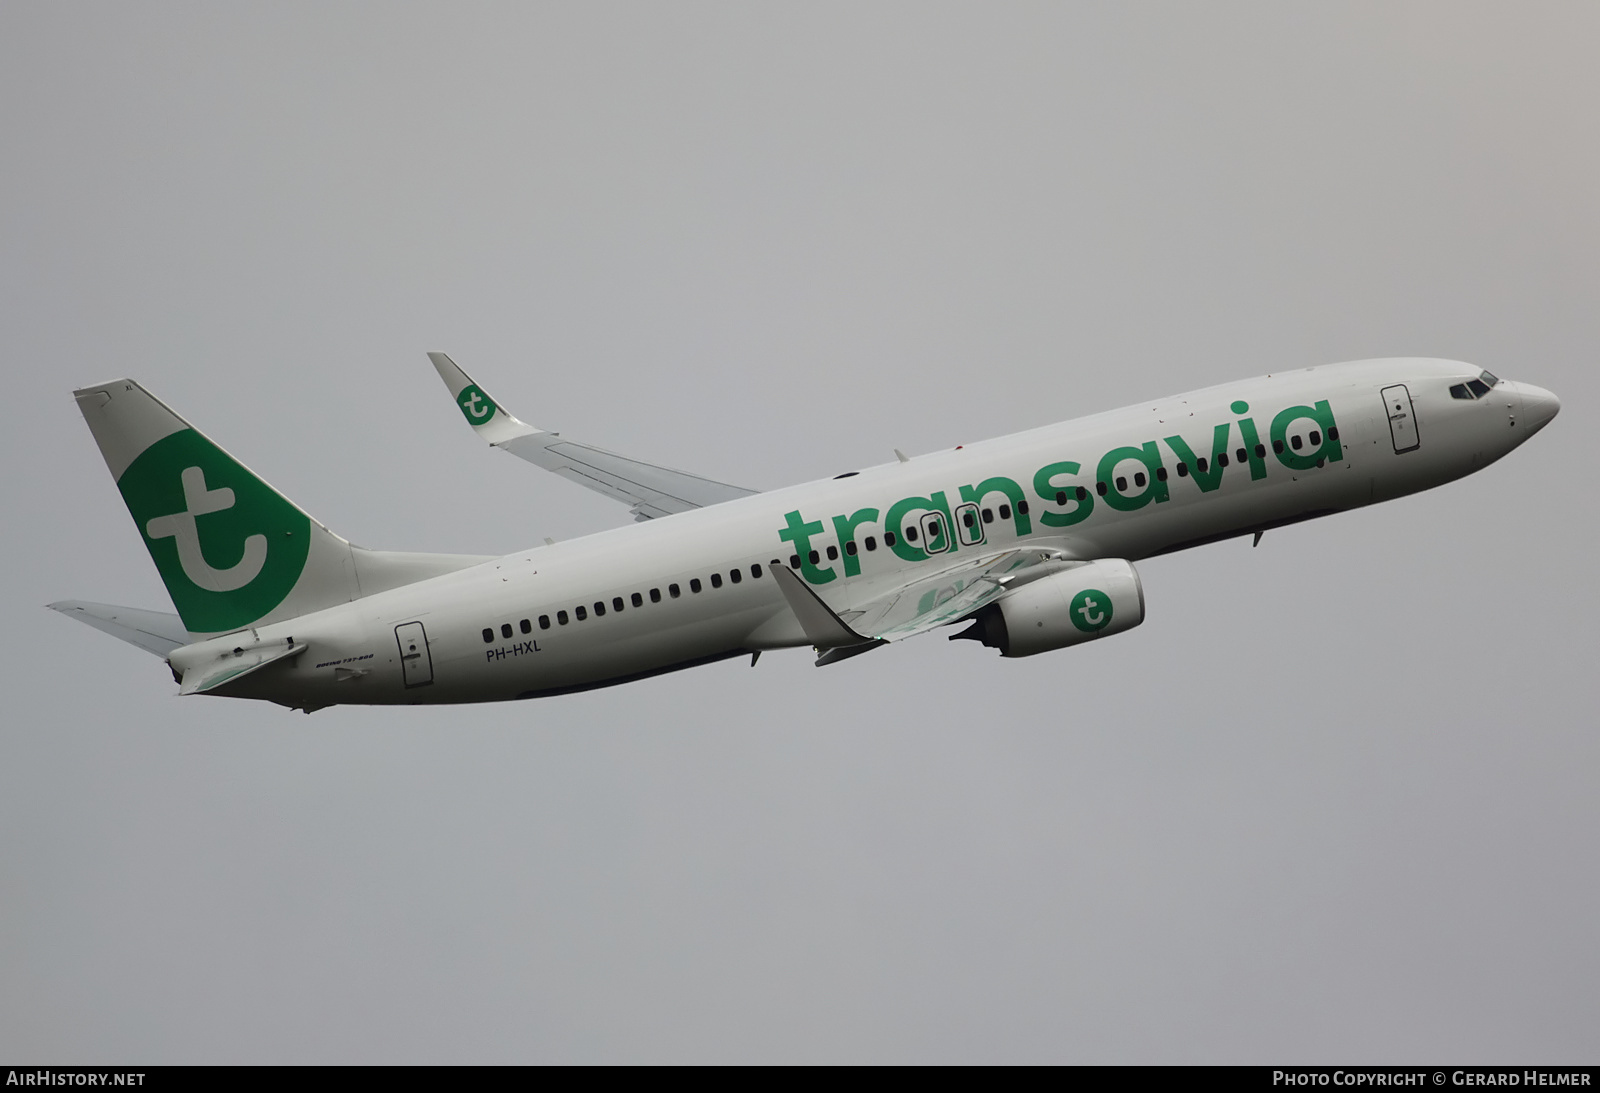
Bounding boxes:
[953,559,1145,657]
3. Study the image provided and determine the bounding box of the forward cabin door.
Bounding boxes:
[395,621,434,687]
[1382,384,1420,453]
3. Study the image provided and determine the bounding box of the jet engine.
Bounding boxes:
[951,559,1144,657]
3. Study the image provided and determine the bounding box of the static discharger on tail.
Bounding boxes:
[51,357,1559,711]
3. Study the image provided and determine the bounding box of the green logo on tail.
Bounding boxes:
[456,385,497,426]
[1069,588,1112,633]
[117,429,310,633]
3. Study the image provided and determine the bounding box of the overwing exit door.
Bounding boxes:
[1381,384,1420,453]
[395,621,433,687]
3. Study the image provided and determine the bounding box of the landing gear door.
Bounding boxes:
[1382,384,1420,453]
[395,621,434,688]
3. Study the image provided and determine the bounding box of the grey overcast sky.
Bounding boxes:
[2,2,1596,1064]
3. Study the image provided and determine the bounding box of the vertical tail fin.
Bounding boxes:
[74,379,486,637]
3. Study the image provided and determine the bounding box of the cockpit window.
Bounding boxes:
[1479,370,1500,387]
[1450,383,1474,400]
[1467,379,1492,398]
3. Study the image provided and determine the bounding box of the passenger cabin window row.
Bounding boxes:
[480,563,770,641]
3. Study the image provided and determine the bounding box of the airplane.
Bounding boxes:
[51,356,1559,712]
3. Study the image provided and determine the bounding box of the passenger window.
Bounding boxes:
[905,526,918,542]
[710,573,722,589]
[613,596,624,611]
[520,619,532,634]
[1216,453,1227,467]
[1155,467,1168,482]
[1328,428,1339,441]
[575,606,587,621]
[865,537,877,551]
[884,532,896,547]
[1115,476,1127,491]
[808,550,820,564]
[1236,447,1247,463]
[1273,439,1284,454]
[982,508,993,523]
[501,623,513,639]
[730,568,742,583]
[593,602,605,617]
[1177,464,1189,477]
[998,504,1012,520]
[690,578,702,593]
[482,628,493,643]
[1017,500,1028,515]
[1096,481,1108,495]
[845,541,857,556]
[826,545,838,560]
[966,509,978,526]
[557,610,569,625]
[631,592,643,607]
[751,564,762,578]
[1134,471,1147,487]
[1195,458,1208,473]
[650,588,662,603]
[1255,443,1268,457]
[1290,435,1303,450]
[1308,430,1321,446]
[1055,491,1067,505]
[1076,487,1088,501]
[539,615,551,630]
[669,584,680,599]
[789,554,800,568]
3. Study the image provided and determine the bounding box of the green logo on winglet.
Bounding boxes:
[457,385,497,426]
[117,429,310,633]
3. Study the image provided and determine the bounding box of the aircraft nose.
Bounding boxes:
[1519,384,1561,434]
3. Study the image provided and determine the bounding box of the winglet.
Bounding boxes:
[770,565,882,658]
[427,352,538,446]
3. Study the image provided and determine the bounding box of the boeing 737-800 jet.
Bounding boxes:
[52,356,1558,711]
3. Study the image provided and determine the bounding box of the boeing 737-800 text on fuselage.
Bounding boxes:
[52,356,1558,711]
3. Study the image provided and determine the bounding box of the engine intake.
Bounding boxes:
[951,559,1144,657]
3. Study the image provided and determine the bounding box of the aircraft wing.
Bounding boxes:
[428,353,759,521]
[771,547,1083,665]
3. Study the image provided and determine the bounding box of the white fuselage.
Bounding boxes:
[198,359,1555,708]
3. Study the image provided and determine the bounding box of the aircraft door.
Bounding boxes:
[1382,384,1420,453]
[395,621,434,688]
[953,502,985,546]
[919,511,950,554]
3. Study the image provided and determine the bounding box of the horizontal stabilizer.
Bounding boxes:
[428,353,758,520]
[49,600,191,656]
[177,637,307,696]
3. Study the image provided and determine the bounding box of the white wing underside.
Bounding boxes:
[772,548,1084,664]
[428,353,757,520]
